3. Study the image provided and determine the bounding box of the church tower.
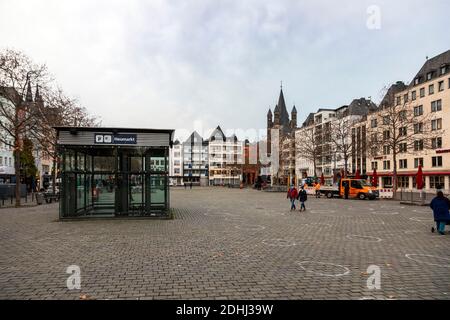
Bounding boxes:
[267,108,273,155]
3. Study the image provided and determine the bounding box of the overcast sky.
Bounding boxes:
[1,0,449,141]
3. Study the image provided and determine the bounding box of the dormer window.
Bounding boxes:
[441,66,446,75]
[414,78,420,85]
[427,72,433,81]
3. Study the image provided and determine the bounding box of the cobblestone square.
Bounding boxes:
[0,188,449,300]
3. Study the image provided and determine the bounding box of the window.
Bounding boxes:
[398,143,407,153]
[438,81,444,92]
[370,119,378,128]
[399,159,408,169]
[420,88,425,97]
[432,137,442,149]
[396,96,401,105]
[403,94,408,103]
[371,161,378,170]
[174,160,180,166]
[430,176,445,189]
[415,78,420,85]
[399,127,407,137]
[8,158,11,166]
[383,160,391,170]
[398,176,409,188]
[427,72,433,80]
[414,140,424,151]
[383,130,390,141]
[441,66,447,75]
[174,168,180,174]
[429,84,434,95]
[399,110,407,121]
[411,91,417,100]
[431,100,442,112]
[383,145,391,155]
[431,118,442,131]
[413,122,423,134]
[414,105,423,116]
[432,156,443,167]
[383,116,390,125]
[414,158,424,168]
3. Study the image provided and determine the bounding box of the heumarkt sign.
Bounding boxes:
[94,133,137,145]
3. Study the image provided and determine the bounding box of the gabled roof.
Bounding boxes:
[0,86,22,105]
[209,125,226,142]
[184,131,203,144]
[302,113,315,127]
[411,50,450,86]
[379,81,407,108]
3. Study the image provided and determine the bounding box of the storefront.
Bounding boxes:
[55,127,174,219]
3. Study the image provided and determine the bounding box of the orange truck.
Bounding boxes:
[319,178,379,200]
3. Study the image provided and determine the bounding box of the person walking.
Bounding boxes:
[184,182,187,190]
[344,181,350,200]
[287,185,298,211]
[430,191,450,235]
[298,186,308,212]
[315,182,321,198]
[190,182,193,190]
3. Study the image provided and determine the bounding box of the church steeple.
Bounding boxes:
[291,105,297,129]
[35,84,43,106]
[25,81,33,103]
[276,86,290,126]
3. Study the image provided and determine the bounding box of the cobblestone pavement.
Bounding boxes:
[1,187,449,300]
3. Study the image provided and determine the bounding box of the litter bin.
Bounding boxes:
[36,193,44,205]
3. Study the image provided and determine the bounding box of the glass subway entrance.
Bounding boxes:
[60,146,170,218]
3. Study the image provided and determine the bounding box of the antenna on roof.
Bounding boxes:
[280,80,283,89]
[426,56,429,60]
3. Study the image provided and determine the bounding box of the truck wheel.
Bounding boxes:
[358,193,366,200]
[326,192,333,199]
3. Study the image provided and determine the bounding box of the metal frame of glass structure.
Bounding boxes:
[55,127,173,219]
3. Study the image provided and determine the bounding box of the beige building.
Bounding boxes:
[365,50,450,192]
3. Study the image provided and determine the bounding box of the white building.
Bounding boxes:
[169,140,183,186]
[183,131,209,186]
[208,126,243,186]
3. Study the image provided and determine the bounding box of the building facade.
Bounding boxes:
[208,126,243,186]
[365,50,450,192]
[182,131,209,186]
[169,140,183,186]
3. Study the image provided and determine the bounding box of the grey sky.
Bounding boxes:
[1,0,449,141]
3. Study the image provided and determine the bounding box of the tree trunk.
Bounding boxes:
[344,156,348,178]
[392,151,397,199]
[14,144,21,208]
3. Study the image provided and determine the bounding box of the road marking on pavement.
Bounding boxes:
[405,254,450,267]
[409,217,434,223]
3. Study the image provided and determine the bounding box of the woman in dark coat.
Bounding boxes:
[430,191,450,235]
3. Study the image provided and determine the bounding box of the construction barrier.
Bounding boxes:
[379,188,393,199]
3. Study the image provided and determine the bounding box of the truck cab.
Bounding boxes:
[340,179,379,200]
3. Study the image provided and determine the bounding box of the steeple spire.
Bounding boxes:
[25,81,33,102]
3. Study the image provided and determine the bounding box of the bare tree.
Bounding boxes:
[0,49,49,206]
[295,126,320,178]
[329,115,360,178]
[31,87,100,194]
[366,87,439,197]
